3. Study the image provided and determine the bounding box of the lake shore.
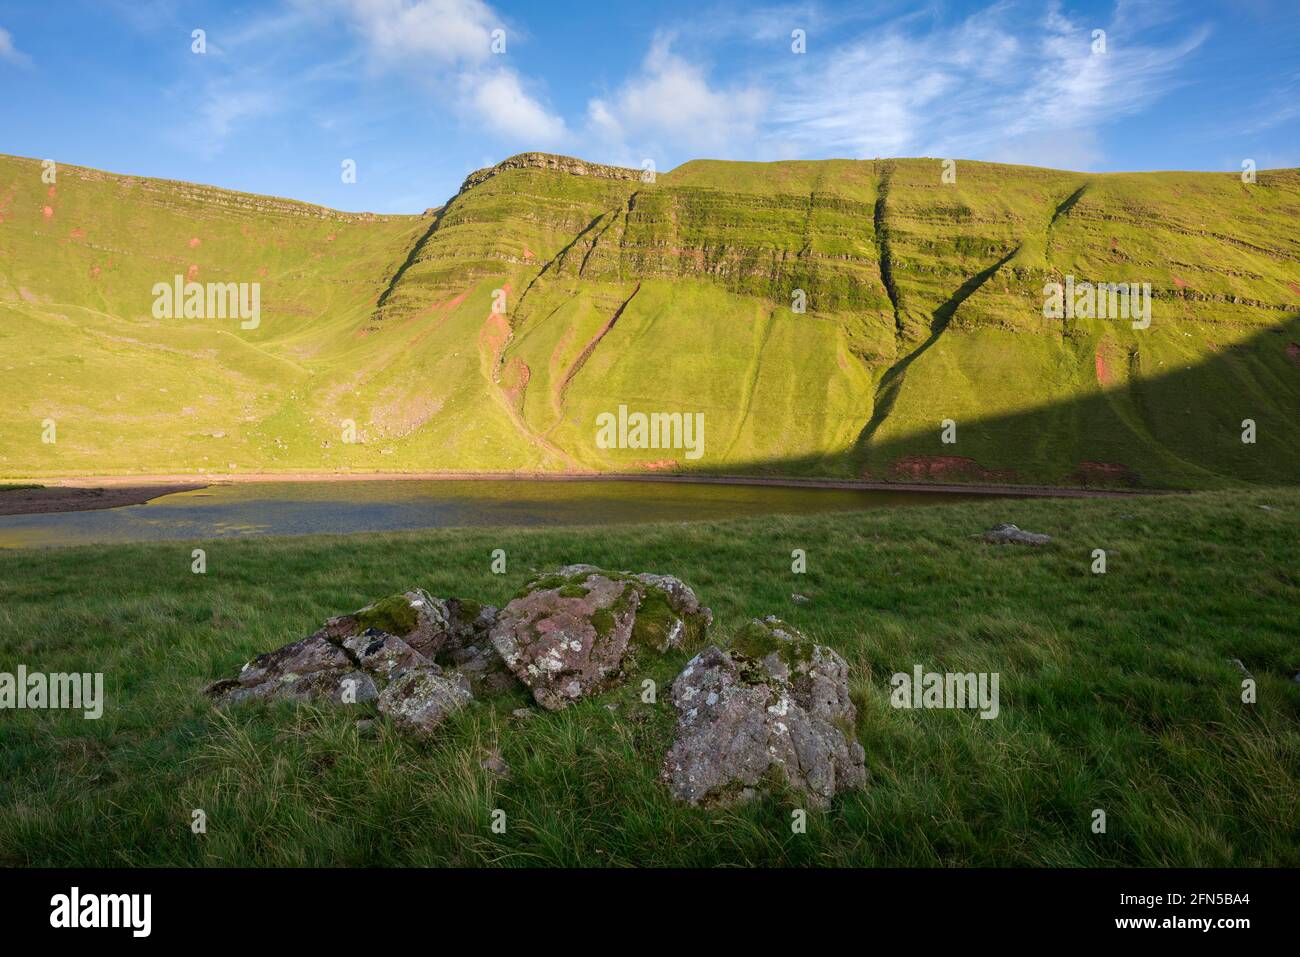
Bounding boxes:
[0,468,1170,512]
[0,484,208,516]
[0,471,1167,515]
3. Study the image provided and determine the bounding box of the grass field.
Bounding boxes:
[1,487,1295,866]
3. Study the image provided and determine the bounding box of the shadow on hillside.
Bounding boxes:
[688,315,1300,489]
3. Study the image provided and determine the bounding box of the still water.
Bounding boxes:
[0,480,991,548]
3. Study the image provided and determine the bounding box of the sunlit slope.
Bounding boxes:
[1,151,1297,485]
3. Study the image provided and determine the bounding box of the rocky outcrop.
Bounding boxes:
[204,590,515,735]
[664,617,867,808]
[980,523,1052,546]
[490,565,712,710]
[458,152,643,195]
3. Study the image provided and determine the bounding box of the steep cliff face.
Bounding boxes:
[2,150,1297,485]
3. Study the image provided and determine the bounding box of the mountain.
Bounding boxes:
[2,151,1297,486]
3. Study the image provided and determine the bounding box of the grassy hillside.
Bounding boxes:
[1,487,1295,866]
[2,152,1297,486]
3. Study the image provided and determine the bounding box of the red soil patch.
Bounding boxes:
[186,264,200,281]
[445,291,468,310]
[1070,461,1139,487]
[1288,282,1300,298]
[1172,275,1188,289]
[189,237,201,248]
[885,455,1016,482]
[502,357,531,407]
[42,205,54,219]
[479,309,511,367]
[1095,351,1112,386]
[1286,342,1300,368]
[90,265,101,279]
[69,227,85,240]
[633,459,679,471]
[258,267,268,277]
[47,185,57,198]
[325,233,336,243]
[523,245,535,261]
[0,213,6,224]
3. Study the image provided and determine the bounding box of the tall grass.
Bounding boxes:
[0,487,1296,866]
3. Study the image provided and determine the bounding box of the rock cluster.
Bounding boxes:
[663,617,867,808]
[203,569,868,808]
[203,588,500,734]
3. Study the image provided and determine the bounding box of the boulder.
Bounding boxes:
[490,566,712,709]
[204,589,502,722]
[491,570,644,710]
[377,666,473,735]
[664,617,867,808]
[980,523,1052,546]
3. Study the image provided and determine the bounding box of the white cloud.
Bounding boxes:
[338,0,496,64]
[0,26,31,66]
[176,84,279,160]
[466,68,567,143]
[586,33,765,159]
[335,0,567,145]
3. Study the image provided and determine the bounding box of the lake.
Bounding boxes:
[0,479,995,548]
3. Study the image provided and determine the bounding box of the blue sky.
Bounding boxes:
[1,0,1297,212]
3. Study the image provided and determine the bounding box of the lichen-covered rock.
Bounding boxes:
[631,572,713,651]
[491,570,644,710]
[205,589,459,711]
[234,634,352,689]
[377,666,473,735]
[207,665,377,708]
[491,565,712,708]
[980,523,1052,546]
[323,589,453,659]
[664,618,867,808]
[342,629,431,679]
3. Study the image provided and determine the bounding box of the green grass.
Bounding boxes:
[1,488,1296,866]
[3,152,1297,485]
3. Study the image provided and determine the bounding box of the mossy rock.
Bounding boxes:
[731,617,817,672]
[355,594,419,637]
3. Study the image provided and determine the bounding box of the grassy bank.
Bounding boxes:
[0,488,1296,866]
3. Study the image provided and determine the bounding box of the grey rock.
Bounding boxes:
[980,523,1052,546]
[343,629,431,679]
[491,571,643,710]
[377,666,473,736]
[664,618,867,808]
[791,593,811,605]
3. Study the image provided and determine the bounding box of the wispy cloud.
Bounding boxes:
[573,0,1208,171]
[0,26,31,67]
[759,1,1209,169]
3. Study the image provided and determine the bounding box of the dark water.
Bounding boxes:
[0,480,990,548]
